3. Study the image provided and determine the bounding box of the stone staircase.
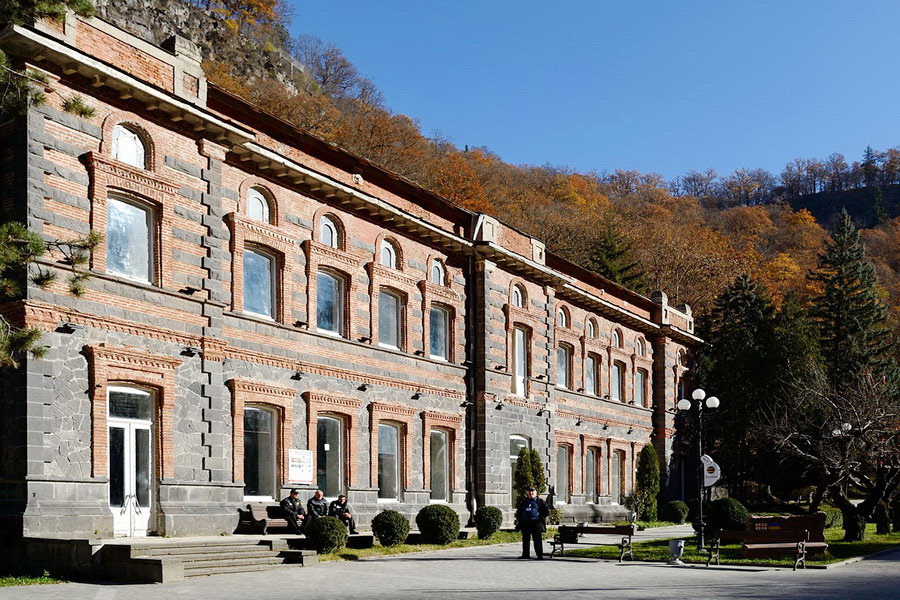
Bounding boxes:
[98,537,316,582]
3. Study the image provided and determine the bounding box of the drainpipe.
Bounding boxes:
[464,252,478,527]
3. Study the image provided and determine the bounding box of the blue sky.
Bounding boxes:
[287,1,900,180]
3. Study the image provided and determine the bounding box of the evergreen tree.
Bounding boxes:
[529,448,546,496]
[512,448,533,507]
[809,209,895,387]
[634,445,660,521]
[588,216,645,292]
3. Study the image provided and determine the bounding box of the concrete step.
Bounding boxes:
[184,562,299,578]
[138,545,267,557]
[167,550,279,563]
[183,556,285,571]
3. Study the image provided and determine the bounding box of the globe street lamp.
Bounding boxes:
[677,388,719,551]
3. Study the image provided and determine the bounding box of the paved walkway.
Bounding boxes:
[3,532,898,599]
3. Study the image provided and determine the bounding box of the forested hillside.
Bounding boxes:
[97,0,900,326]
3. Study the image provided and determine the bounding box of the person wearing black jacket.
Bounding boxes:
[279,488,306,534]
[328,494,358,534]
[515,486,549,559]
[306,489,329,522]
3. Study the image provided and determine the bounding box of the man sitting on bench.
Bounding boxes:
[328,494,358,534]
[307,489,329,524]
[279,488,306,534]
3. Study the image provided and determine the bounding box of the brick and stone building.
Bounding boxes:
[0,12,699,546]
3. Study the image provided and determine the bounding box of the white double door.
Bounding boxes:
[108,416,152,537]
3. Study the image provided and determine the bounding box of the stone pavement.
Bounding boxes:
[2,534,898,600]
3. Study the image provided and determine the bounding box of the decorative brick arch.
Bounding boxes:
[374,232,406,270]
[237,177,281,227]
[312,206,347,250]
[304,391,362,487]
[85,344,181,479]
[100,111,159,171]
[228,378,296,486]
[303,239,362,334]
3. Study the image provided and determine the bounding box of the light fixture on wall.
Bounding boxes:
[494,399,504,410]
[575,419,583,427]
[535,374,546,380]
[576,387,585,393]
[460,399,474,408]
[495,365,507,371]
[414,350,425,356]
[292,370,306,380]
[411,390,422,400]
[358,383,371,391]
[293,320,308,328]
[358,336,371,343]
[627,427,634,435]
[536,407,548,416]
[57,322,84,334]
[182,346,201,357]
[602,422,609,430]
[179,286,201,295]
[603,394,610,400]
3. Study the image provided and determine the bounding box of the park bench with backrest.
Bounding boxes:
[238,503,293,535]
[549,523,636,561]
[707,513,828,570]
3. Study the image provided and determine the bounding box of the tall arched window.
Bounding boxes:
[636,337,646,356]
[380,240,398,269]
[509,435,530,504]
[112,124,146,169]
[247,187,271,223]
[586,319,597,339]
[511,284,526,308]
[612,329,623,348]
[320,215,339,248]
[431,260,446,285]
[557,307,569,328]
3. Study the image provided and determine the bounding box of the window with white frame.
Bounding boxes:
[612,329,622,348]
[612,450,625,504]
[112,124,146,169]
[635,368,648,407]
[586,354,599,396]
[430,304,450,360]
[247,187,271,223]
[430,429,449,501]
[107,195,153,283]
[378,422,400,500]
[317,415,343,497]
[511,285,525,308]
[320,215,339,248]
[586,319,597,339]
[317,270,344,336]
[378,288,402,349]
[556,444,570,503]
[636,337,646,356]
[431,261,446,285]
[509,435,530,504]
[243,247,276,319]
[512,325,528,396]
[556,343,571,389]
[557,307,569,328]
[612,361,625,401]
[380,240,398,268]
[585,447,598,503]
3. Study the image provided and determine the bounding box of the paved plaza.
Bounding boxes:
[2,536,898,600]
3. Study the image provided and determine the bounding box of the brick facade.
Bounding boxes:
[0,12,699,540]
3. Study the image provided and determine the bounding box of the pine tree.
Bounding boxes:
[512,448,533,507]
[529,448,546,496]
[809,209,895,387]
[634,445,660,521]
[588,216,645,292]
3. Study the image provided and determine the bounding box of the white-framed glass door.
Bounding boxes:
[108,386,153,537]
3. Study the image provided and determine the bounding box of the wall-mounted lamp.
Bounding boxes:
[179,286,201,295]
[293,320,308,329]
[358,336,371,343]
[57,322,84,334]
[536,407,548,416]
[358,383,371,391]
[602,422,609,430]
[627,427,634,435]
[292,370,306,380]
[414,350,425,356]
[494,399,504,410]
[535,374,546,380]
[182,346,201,357]
[460,400,474,408]
[603,394,611,400]
[494,365,507,371]
[628,399,636,405]
[576,387,585,393]
[576,419,583,427]
[411,390,422,400]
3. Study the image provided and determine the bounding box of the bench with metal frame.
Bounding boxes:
[549,524,636,561]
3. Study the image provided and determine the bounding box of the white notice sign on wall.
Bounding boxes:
[289,449,314,484]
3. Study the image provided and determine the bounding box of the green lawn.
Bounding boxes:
[567,525,900,567]
[0,573,61,587]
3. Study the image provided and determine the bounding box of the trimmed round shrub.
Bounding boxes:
[823,507,843,530]
[474,506,503,539]
[415,504,460,545]
[305,516,348,553]
[371,509,410,547]
[706,497,749,532]
[660,500,689,524]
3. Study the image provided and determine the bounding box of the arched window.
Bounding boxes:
[511,284,525,308]
[106,195,153,283]
[430,260,446,285]
[380,240,398,269]
[246,187,271,223]
[586,319,597,339]
[612,329,623,348]
[378,422,401,500]
[317,415,344,497]
[320,215,339,249]
[112,124,146,169]
[557,307,569,328]
[636,338,646,356]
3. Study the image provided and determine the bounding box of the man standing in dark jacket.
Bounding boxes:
[328,494,358,534]
[279,488,306,534]
[307,489,329,523]
[515,486,549,559]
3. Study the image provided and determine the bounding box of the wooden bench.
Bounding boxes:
[549,524,636,561]
[237,503,294,535]
[707,514,828,570]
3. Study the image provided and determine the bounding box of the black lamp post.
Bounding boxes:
[677,388,719,551]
